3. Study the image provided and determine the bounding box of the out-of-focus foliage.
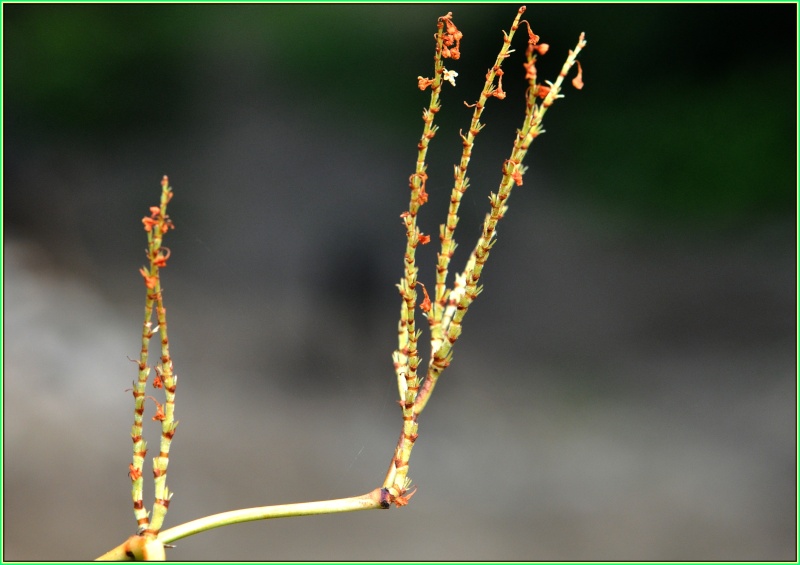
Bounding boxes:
[4,3,795,232]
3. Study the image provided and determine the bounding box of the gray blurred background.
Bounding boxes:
[3,3,796,561]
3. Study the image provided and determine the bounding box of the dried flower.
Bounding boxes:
[523,21,539,46]
[536,84,551,99]
[152,248,171,268]
[142,217,158,232]
[394,486,418,507]
[139,268,158,289]
[523,58,537,82]
[572,60,584,90]
[128,463,142,481]
[439,12,462,59]
[418,283,432,313]
[151,401,166,422]
[492,68,506,99]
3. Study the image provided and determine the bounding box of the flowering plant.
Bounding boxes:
[97,7,586,560]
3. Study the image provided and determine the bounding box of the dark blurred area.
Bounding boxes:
[3,3,797,560]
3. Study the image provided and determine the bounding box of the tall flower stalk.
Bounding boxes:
[116,176,178,560]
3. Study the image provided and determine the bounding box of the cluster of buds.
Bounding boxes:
[417,11,464,92]
[439,11,462,60]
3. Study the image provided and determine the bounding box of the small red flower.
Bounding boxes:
[536,84,551,99]
[142,217,158,232]
[152,401,166,422]
[417,186,429,205]
[139,268,158,289]
[128,463,142,481]
[442,45,458,60]
[491,69,506,100]
[571,60,584,90]
[523,59,537,82]
[152,247,171,268]
[417,76,433,90]
[394,486,418,507]
[441,13,460,39]
[523,21,539,46]
[418,283,432,313]
[410,172,429,205]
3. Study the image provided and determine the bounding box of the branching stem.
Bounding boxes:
[99,7,586,561]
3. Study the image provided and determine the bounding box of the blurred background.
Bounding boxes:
[3,3,796,560]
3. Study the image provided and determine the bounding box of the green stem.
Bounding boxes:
[158,489,384,544]
[97,489,386,561]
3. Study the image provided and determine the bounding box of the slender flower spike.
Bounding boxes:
[129,176,178,536]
